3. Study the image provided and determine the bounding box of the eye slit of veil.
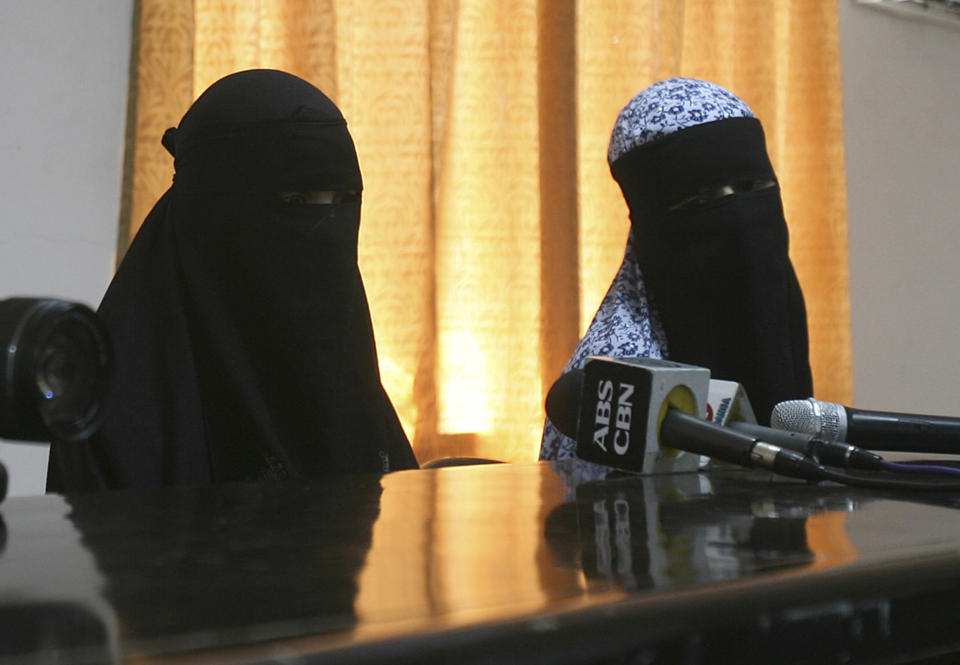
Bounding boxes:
[667,178,777,212]
[278,190,361,206]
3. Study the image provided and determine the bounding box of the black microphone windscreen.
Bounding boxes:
[545,369,584,439]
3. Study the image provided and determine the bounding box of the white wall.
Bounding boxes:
[0,2,133,496]
[839,1,960,415]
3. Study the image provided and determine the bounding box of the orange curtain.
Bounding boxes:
[127,0,852,464]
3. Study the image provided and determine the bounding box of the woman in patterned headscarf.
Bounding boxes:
[48,70,418,492]
[540,78,812,473]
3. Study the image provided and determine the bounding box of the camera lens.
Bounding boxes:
[35,317,105,438]
[0,299,110,442]
[38,331,80,399]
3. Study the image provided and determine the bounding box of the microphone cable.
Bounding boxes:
[877,460,960,480]
[810,466,960,493]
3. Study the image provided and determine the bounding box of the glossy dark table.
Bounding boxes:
[3,461,960,664]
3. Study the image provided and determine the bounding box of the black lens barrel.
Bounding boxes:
[0,298,110,442]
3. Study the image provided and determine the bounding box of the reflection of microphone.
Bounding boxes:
[546,357,823,479]
[771,398,960,454]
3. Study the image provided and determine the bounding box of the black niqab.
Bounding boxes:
[47,70,417,491]
[611,117,813,423]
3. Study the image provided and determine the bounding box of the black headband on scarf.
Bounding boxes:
[611,117,775,221]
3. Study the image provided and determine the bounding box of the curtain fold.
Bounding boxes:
[127,0,852,464]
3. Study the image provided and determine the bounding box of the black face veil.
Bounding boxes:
[47,69,418,491]
[611,117,813,424]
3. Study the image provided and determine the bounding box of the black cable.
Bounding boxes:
[812,466,960,492]
[880,460,960,479]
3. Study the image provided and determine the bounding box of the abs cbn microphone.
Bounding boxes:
[546,356,710,474]
[546,357,824,480]
[771,398,960,454]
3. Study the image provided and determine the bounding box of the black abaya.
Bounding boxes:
[47,70,417,491]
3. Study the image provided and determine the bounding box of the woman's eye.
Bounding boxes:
[334,190,361,203]
[738,178,777,193]
[278,190,359,205]
[279,192,310,205]
[668,179,777,212]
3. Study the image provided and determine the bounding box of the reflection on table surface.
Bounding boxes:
[2,461,960,664]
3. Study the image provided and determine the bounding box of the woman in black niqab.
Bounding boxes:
[541,78,813,474]
[47,69,418,492]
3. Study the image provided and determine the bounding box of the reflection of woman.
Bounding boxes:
[48,70,417,492]
[541,78,812,469]
[57,479,385,652]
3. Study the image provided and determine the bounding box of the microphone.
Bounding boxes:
[546,356,710,475]
[728,421,883,471]
[706,379,756,426]
[771,398,960,454]
[703,380,881,470]
[545,357,824,480]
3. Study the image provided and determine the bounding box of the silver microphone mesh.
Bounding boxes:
[770,398,846,442]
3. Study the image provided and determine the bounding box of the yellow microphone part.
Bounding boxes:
[656,384,698,458]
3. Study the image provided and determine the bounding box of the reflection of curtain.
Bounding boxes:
[805,512,858,569]
[353,465,574,627]
[127,0,851,464]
